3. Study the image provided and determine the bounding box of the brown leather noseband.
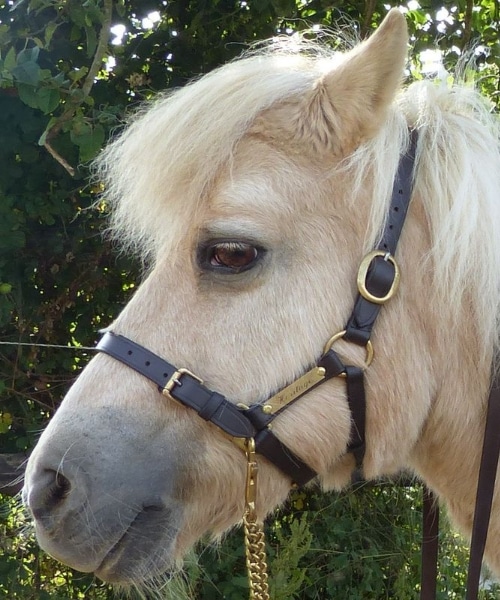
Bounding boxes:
[95,129,500,600]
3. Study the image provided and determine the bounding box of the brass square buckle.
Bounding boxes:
[162,368,203,399]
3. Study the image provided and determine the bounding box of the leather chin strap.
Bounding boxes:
[94,128,500,599]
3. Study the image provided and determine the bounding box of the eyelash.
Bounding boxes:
[197,240,265,274]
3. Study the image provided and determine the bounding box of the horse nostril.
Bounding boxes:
[28,469,72,520]
[142,503,164,513]
[42,470,72,510]
[54,471,71,501]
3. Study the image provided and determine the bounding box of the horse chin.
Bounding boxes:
[33,502,182,585]
[93,505,181,584]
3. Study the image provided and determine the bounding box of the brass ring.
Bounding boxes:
[357,250,400,305]
[323,330,374,369]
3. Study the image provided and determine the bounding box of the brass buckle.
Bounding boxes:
[162,368,203,399]
[323,330,374,371]
[357,250,400,305]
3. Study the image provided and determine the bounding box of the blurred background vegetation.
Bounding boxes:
[0,0,499,597]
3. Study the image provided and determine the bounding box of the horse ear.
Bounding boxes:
[302,8,408,155]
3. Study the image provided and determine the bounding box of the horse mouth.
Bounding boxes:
[95,505,178,584]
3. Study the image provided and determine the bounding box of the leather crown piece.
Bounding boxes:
[96,130,418,487]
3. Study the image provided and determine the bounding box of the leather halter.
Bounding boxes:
[95,129,500,599]
[97,132,417,486]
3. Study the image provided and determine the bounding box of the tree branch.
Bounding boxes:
[43,0,114,173]
[44,140,76,177]
[82,0,113,99]
[361,0,377,38]
[462,0,474,49]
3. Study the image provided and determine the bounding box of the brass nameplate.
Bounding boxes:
[264,366,326,415]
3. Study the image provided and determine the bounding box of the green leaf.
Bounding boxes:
[37,87,60,114]
[15,435,29,449]
[17,83,39,108]
[85,25,97,57]
[70,117,90,138]
[16,46,40,65]
[38,116,59,146]
[39,68,53,82]
[116,0,126,18]
[68,3,86,27]
[68,66,89,82]
[0,24,10,46]
[44,21,59,47]
[4,47,16,71]
[71,123,105,162]
[12,60,41,86]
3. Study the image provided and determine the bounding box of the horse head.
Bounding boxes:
[23,8,500,588]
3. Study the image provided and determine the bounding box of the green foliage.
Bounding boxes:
[0,0,499,598]
[5,485,499,599]
[184,486,500,600]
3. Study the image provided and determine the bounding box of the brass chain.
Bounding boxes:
[243,438,270,600]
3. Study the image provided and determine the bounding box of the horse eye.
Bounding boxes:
[200,241,263,273]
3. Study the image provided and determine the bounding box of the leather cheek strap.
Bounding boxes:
[345,130,417,347]
[178,373,317,484]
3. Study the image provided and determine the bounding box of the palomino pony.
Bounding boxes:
[23,8,500,595]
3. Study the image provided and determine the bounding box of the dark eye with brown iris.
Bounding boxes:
[200,241,263,273]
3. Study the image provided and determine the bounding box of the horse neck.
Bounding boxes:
[409,295,498,567]
[362,171,499,564]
